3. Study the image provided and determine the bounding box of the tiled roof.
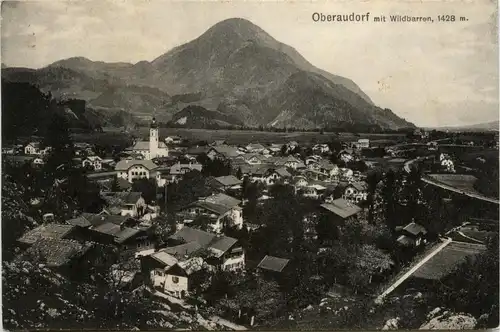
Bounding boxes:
[101,191,143,205]
[257,255,290,272]
[274,167,292,177]
[178,257,205,275]
[130,141,150,151]
[18,224,76,245]
[114,227,141,244]
[168,226,238,258]
[209,145,240,158]
[17,238,93,267]
[115,159,158,171]
[213,175,242,187]
[320,198,362,219]
[151,250,178,267]
[169,227,216,247]
[403,222,427,236]
[204,193,241,209]
[164,242,203,258]
[91,222,122,236]
[351,181,369,192]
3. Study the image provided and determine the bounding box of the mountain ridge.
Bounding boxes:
[2,17,414,130]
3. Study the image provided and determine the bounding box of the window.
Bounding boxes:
[172,276,179,284]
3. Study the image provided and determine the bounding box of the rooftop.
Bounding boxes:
[320,198,362,219]
[18,224,76,245]
[213,175,242,187]
[115,159,158,171]
[257,255,290,272]
[17,238,93,267]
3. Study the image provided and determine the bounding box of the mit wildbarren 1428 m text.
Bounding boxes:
[312,12,469,23]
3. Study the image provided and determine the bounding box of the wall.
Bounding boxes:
[164,274,189,297]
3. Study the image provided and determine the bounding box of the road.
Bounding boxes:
[374,237,452,304]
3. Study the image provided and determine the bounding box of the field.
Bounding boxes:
[131,127,407,146]
[411,242,486,281]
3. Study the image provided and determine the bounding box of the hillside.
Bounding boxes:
[169,105,244,128]
[1,18,414,130]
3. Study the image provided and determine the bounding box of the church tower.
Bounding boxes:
[149,117,159,159]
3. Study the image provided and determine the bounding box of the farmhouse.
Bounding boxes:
[115,159,160,184]
[320,198,362,224]
[177,193,243,233]
[101,192,147,218]
[82,156,103,171]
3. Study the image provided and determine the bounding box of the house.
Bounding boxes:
[312,160,339,177]
[243,153,266,165]
[207,145,241,160]
[245,143,266,153]
[101,192,147,218]
[82,156,103,171]
[115,159,161,184]
[177,193,243,233]
[66,213,155,252]
[167,227,245,271]
[17,223,78,250]
[356,139,370,149]
[127,119,168,160]
[338,150,355,163]
[209,175,243,192]
[273,155,304,170]
[265,167,292,186]
[170,162,203,176]
[396,222,428,247]
[301,183,327,199]
[320,198,362,224]
[439,153,455,173]
[338,168,354,181]
[292,176,309,190]
[165,136,182,144]
[250,166,271,183]
[14,238,97,279]
[210,140,227,146]
[33,157,45,167]
[268,144,283,154]
[24,142,41,155]
[143,227,244,298]
[343,181,369,203]
[312,144,330,154]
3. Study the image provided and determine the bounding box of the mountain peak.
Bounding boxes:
[199,17,275,46]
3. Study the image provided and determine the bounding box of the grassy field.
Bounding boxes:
[130,127,407,145]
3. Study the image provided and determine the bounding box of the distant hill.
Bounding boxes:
[169,105,244,129]
[428,120,499,132]
[1,17,414,130]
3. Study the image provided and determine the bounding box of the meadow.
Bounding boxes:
[131,127,407,146]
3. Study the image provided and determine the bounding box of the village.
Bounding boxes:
[3,116,499,330]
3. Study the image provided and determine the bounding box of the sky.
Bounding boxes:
[1,0,498,127]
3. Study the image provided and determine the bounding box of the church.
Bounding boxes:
[128,118,169,160]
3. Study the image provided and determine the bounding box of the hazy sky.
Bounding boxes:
[1,0,498,127]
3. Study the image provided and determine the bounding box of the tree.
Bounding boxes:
[131,178,157,204]
[366,171,380,224]
[436,235,499,328]
[236,167,243,180]
[381,169,398,230]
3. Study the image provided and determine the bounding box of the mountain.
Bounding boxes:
[169,105,244,129]
[1,18,414,130]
